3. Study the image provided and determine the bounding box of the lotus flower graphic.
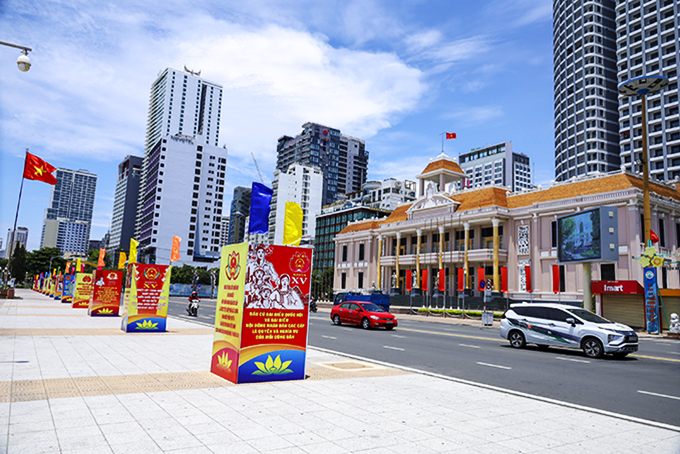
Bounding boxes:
[135,320,158,330]
[98,308,114,315]
[217,352,232,371]
[252,355,293,376]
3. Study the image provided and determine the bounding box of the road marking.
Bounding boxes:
[630,354,680,363]
[476,362,511,370]
[383,346,405,351]
[398,327,500,342]
[321,335,336,340]
[459,344,481,349]
[638,390,680,401]
[556,356,590,364]
[667,352,680,356]
[391,334,407,338]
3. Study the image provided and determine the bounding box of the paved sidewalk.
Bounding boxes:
[1,290,678,454]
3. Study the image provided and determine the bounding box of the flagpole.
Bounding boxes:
[7,148,29,277]
[441,133,444,153]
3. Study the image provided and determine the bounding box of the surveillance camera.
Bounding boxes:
[17,51,31,72]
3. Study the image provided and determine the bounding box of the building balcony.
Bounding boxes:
[380,247,508,266]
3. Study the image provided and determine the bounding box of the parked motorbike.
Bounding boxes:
[309,297,318,313]
[186,293,200,317]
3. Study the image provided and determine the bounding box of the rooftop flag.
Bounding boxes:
[248,182,273,235]
[23,152,57,185]
[445,132,457,139]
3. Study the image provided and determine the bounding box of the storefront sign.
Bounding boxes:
[591,280,644,295]
[73,273,94,308]
[88,270,123,316]
[211,243,311,384]
[120,264,171,332]
[643,267,660,334]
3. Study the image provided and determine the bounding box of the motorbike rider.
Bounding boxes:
[187,290,200,316]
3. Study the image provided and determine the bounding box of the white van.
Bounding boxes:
[500,303,638,358]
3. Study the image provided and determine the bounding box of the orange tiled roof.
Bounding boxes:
[421,159,464,175]
[507,173,680,208]
[380,204,412,224]
[338,220,383,235]
[450,187,509,211]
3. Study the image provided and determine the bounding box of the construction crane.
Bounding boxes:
[251,152,266,184]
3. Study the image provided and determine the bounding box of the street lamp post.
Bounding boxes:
[618,75,669,246]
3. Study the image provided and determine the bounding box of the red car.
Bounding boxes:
[330,301,398,330]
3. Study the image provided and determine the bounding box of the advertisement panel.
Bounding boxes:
[643,267,660,334]
[73,273,94,308]
[557,206,619,263]
[88,270,123,316]
[211,242,248,383]
[61,275,76,304]
[120,264,171,332]
[54,276,63,301]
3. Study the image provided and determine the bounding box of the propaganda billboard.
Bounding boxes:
[120,264,171,332]
[88,270,123,316]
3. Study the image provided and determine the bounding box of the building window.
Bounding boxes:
[358,243,365,261]
[551,221,557,248]
[341,272,346,289]
[559,265,565,293]
[601,263,615,281]
[358,272,364,289]
[342,245,347,262]
[659,218,666,247]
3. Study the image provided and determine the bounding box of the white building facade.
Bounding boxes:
[458,142,533,192]
[269,163,323,245]
[136,67,227,265]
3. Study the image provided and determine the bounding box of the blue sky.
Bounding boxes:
[0,0,554,251]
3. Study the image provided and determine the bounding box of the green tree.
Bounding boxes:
[311,268,334,300]
[170,264,194,284]
[26,247,65,276]
[9,244,27,283]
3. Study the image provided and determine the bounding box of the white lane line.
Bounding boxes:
[667,352,680,356]
[638,390,680,401]
[556,356,591,364]
[321,335,336,340]
[391,334,407,338]
[476,362,511,370]
[383,346,405,351]
[459,344,481,349]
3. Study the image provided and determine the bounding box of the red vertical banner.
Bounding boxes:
[501,267,508,293]
[88,270,123,316]
[457,268,465,291]
[438,269,445,292]
[552,264,560,293]
[406,270,412,292]
[422,269,428,292]
[477,268,485,291]
[525,265,532,293]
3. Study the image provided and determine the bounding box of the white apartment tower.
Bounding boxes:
[458,142,533,192]
[617,0,679,180]
[553,0,621,181]
[268,163,323,245]
[135,68,228,265]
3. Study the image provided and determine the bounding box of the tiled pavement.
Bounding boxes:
[1,289,679,454]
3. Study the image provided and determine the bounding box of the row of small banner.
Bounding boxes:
[33,241,313,386]
[403,267,510,292]
[33,264,172,332]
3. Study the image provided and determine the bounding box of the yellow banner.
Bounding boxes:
[211,242,248,383]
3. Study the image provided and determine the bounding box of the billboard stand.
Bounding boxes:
[120,264,171,332]
[88,270,123,316]
[211,242,312,384]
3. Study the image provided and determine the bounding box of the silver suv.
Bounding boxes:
[500,303,638,358]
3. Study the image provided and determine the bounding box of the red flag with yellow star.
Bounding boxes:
[23,152,57,185]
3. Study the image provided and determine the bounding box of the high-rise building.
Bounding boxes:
[313,202,390,274]
[135,68,227,265]
[108,155,142,253]
[4,227,28,258]
[228,186,251,245]
[553,0,621,181]
[553,0,679,182]
[268,163,323,245]
[617,1,679,180]
[346,178,418,211]
[220,215,230,246]
[40,168,97,255]
[276,122,368,206]
[458,142,533,192]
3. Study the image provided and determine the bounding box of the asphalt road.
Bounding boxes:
[168,297,680,427]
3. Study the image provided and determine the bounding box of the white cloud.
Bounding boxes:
[445,106,504,126]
